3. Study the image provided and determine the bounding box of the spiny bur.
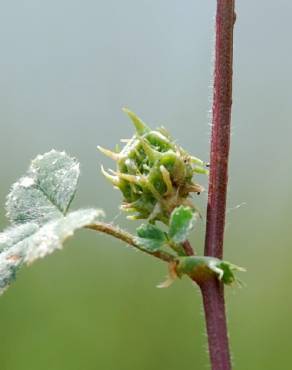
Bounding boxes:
[98,109,208,224]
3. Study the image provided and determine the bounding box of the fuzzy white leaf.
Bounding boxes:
[24,209,104,263]
[6,150,80,225]
[0,209,104,294]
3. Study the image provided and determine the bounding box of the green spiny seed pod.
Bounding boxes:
[98,109,208,223]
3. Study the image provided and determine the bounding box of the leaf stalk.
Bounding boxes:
[87,222,175,263]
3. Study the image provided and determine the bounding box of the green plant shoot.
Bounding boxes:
[0,110,244,296]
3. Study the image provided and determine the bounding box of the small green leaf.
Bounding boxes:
[0,209,104,294]
[168,206,196,243]
[6,150,80,225]
[218,261,246,285]
[135,223,167,252]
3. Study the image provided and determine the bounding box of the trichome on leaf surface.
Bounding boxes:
[0,110,244,295]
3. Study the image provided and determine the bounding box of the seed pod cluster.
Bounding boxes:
[98,109,208,223]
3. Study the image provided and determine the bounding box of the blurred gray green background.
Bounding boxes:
[0,1,291,369]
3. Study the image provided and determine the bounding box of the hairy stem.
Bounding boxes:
[200,1,235,369]
[199,280,231,370]
[87,222,175,263]
[182,240,194,256]
[205,2,235,260]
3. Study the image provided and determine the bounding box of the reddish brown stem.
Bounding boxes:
[182,240,195,256]
[205,1,235,260]
[199,1,235,370]
[199,280,231,370]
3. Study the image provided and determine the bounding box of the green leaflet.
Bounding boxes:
[134,206,197,256]
[0,150,105,295]
[135,223,167,252]
[168,206,197,244]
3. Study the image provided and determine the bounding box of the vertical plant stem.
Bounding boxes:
[199,280,231,370]
[199,1,235,370]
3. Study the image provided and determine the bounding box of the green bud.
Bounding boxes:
[98,109,208,223]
